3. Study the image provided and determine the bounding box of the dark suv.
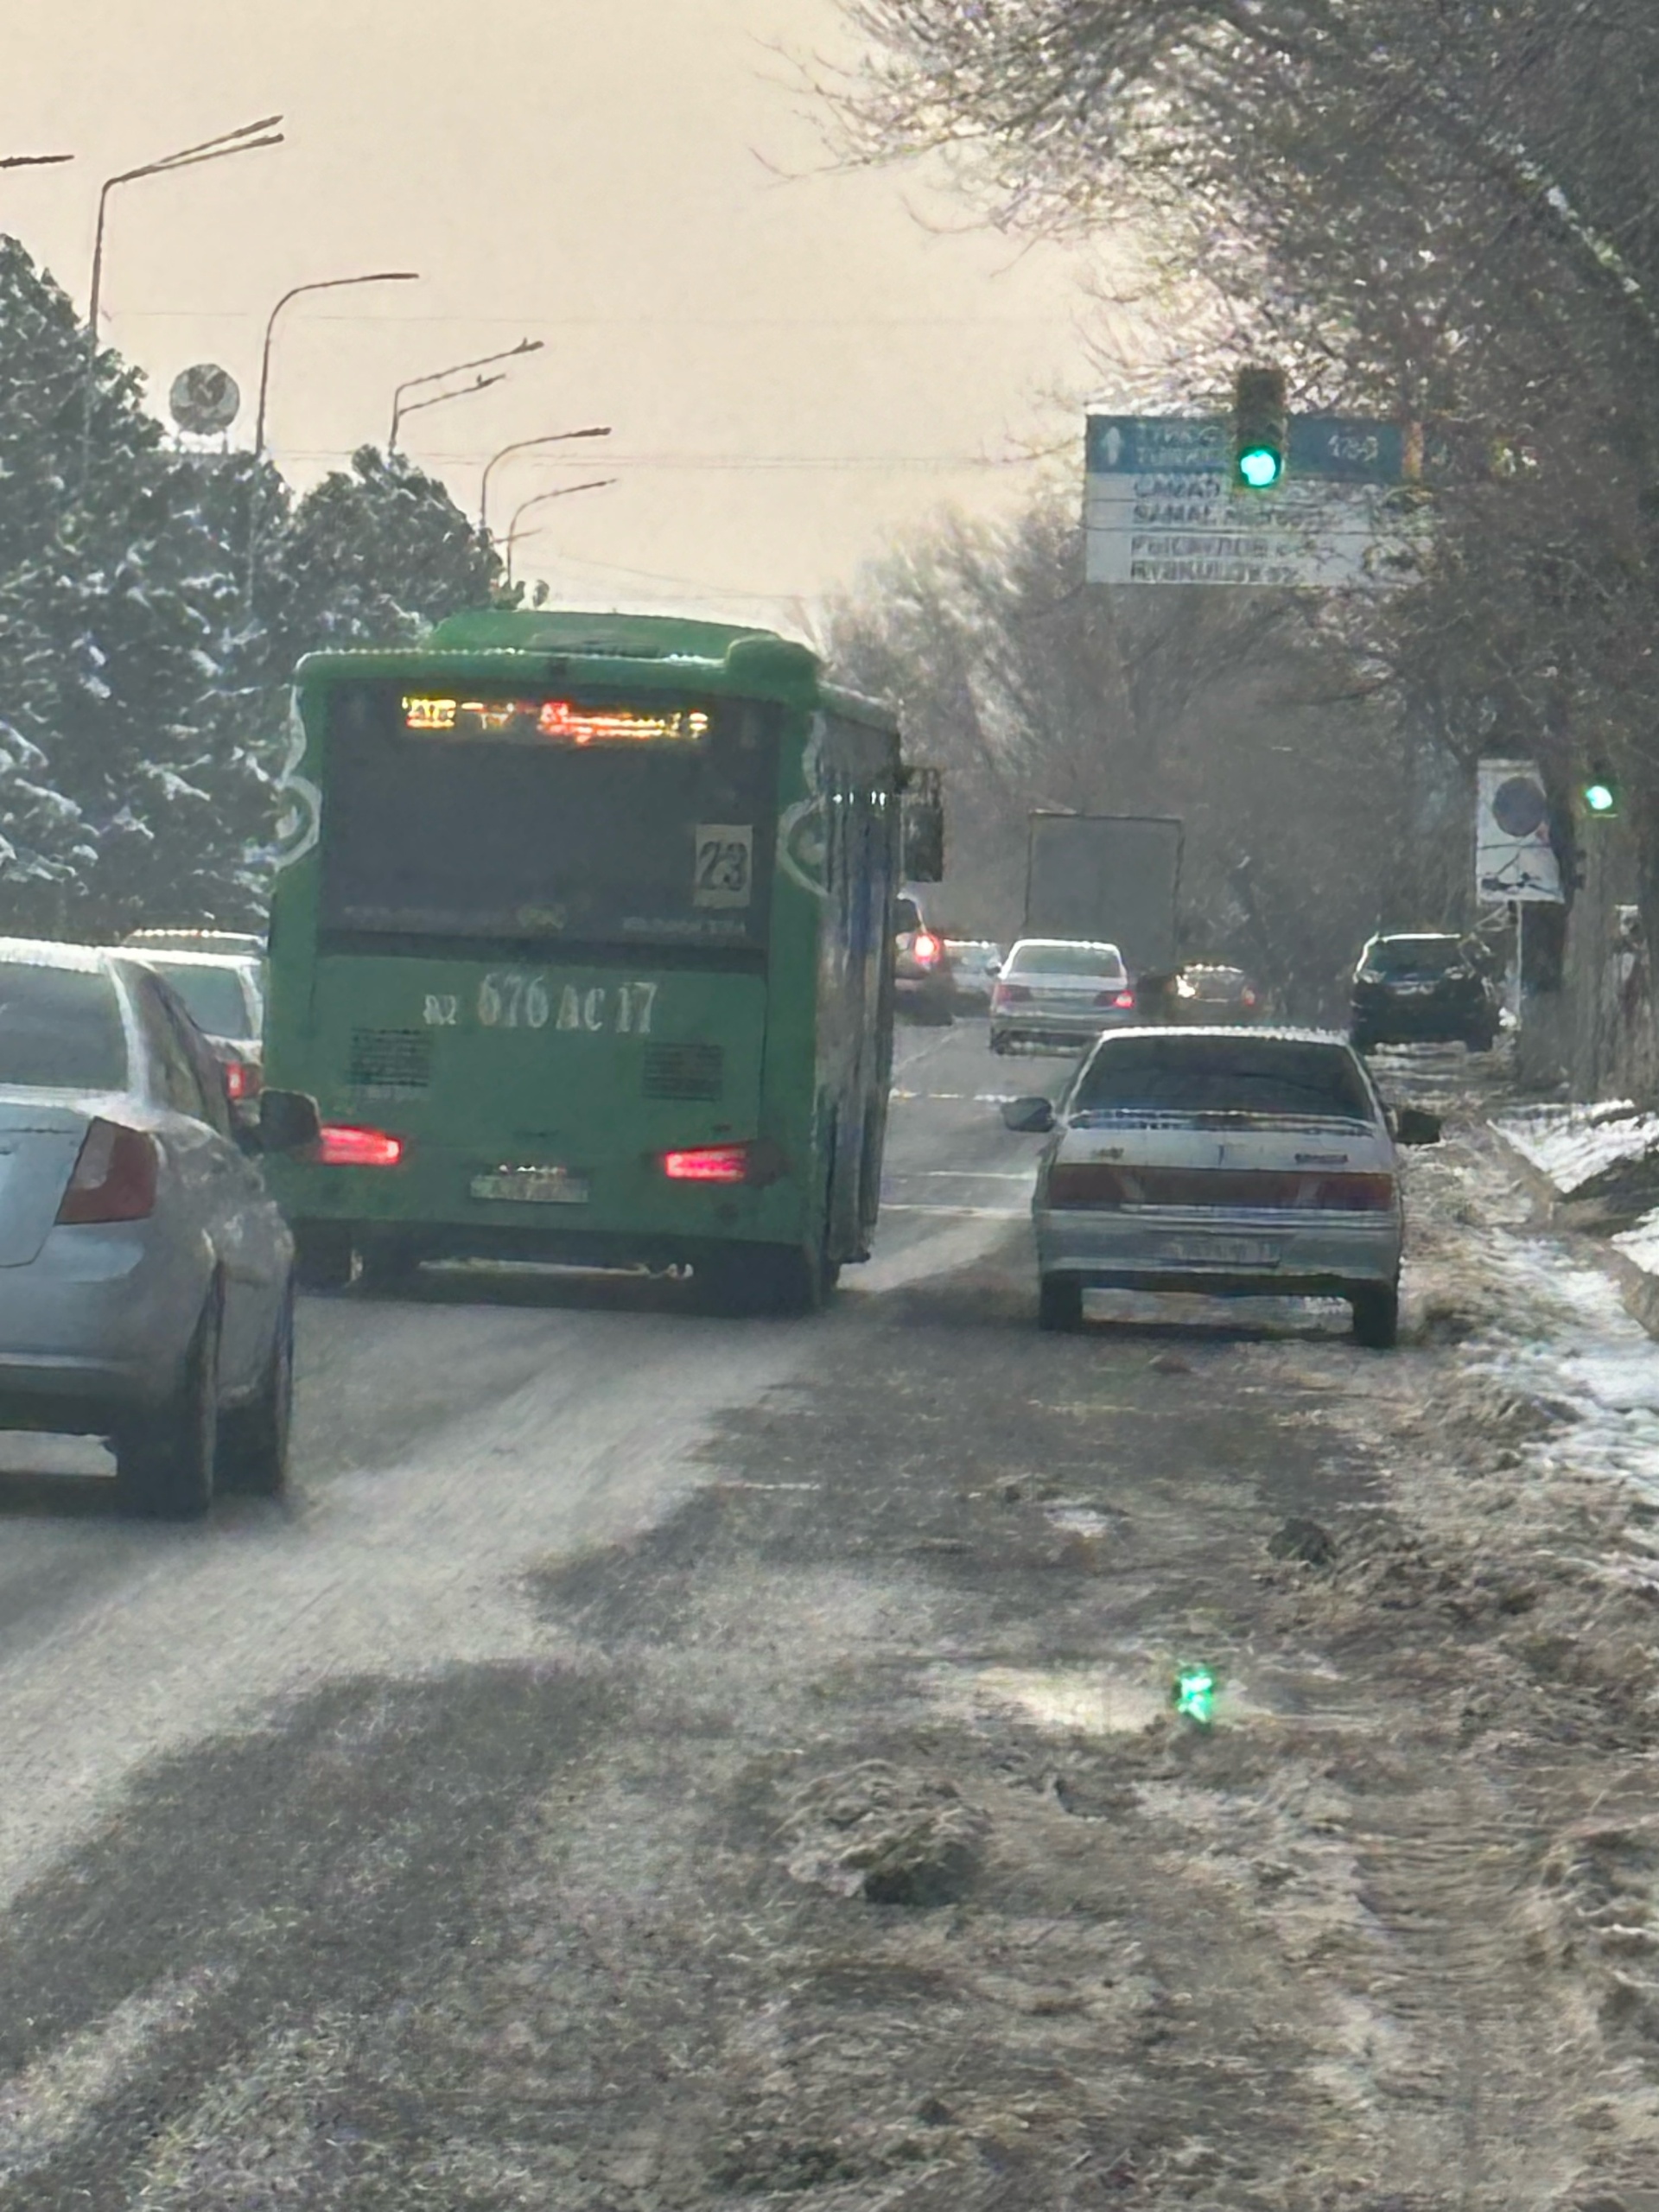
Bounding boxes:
[1351,932,1500,1053]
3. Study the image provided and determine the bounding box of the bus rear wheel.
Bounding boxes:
[294,1224,355,1293]
[697,1242,836,1318]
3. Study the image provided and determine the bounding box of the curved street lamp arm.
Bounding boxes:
[503,478,617,585]
[480,426,612,535]
[0,153,73,169]
[255,269,420,457]
[390,372,507,449]
[388,339,543,447]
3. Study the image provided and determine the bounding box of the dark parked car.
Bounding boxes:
[893,893,955,1025]
[1351,932,1500,1053]
[1168,963,1268,1024]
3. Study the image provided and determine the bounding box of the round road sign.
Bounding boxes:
[168,363,241,435]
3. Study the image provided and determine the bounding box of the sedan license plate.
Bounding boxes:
[1154,1234,1279,1267]
[471,1168,589,1205]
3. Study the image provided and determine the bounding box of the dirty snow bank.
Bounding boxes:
[1496,1098,1656,1196]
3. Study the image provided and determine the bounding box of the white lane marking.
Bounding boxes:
[881,1204,1029,1219]
[912,1171,1034,1182]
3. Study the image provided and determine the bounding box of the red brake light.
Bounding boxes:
[316,1123,406,1168]
[1241,987,1258,1008]
[56,1119,158,1224]
[663,1143,749,1183]
[222,1058,261,1103]
[1098,988,1136,1010]
[995,982,1032,1004]
[912,931,941,967]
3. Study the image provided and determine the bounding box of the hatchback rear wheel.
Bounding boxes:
[1350,1282,1400,1350]
[116,1297,219,1518]
[1038,1274,1084,1333]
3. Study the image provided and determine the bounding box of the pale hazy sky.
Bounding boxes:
[2,1,1096,626]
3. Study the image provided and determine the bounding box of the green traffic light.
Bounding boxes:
[1584,781,1618,816]
[1237,447,1282,490]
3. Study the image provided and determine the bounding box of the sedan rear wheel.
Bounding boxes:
[218,1287,294,1497]
[1038,1274,1084,1333]
[1350,1282,1400,1350]
[116,1297,219,1518]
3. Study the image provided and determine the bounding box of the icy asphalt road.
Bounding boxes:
[0,1020,1042,1910]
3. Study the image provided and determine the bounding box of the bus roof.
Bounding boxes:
[293,607,898,733]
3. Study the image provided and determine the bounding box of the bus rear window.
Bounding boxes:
[318,683,779,947]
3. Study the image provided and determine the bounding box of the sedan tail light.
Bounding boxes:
[912,931,942,968]
[994,982,1032,1005]
[222,1058,263,1103]
[1096,988,1136,1009]
[663,1143,749,1183]
[57,1119,158,1224]
[316,1123,406,1167]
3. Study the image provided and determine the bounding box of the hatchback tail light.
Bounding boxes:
[663,1143,749,1184]
[222,1058,263,1103]
[57,1119,158,1224]
[316,1123,406,1168]
[1047,1163,1131,1208]
[1313,1172,1395,1211]
[995,982,1032,1005]
[1097,988,1136,1009]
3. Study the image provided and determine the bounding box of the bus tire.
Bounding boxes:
[698,1243,832,1319]
[294,1224,355,1293]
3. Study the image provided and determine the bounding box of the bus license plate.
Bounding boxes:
[471,1169,590,1205]
[1154,1235,1278,1267]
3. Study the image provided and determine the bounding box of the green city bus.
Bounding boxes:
[262,608,939,1312]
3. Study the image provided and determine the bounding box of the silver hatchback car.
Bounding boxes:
[0,940,319,1516]
[1003,1027,1440,1346]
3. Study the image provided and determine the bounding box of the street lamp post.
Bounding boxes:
[245,269,420,606]
[82,118,283,484]
[480,426,612,538]
[87,117,283,344]
[253,269,421,461]
[504,478,617,587]
[389,338,543,451]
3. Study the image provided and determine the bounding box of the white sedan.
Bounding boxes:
[1002,1027,1440,1346]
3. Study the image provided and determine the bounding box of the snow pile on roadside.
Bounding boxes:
[1466,1233,1659,1532]
[1496,1099,1656,1196]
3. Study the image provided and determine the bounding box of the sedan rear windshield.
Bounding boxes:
[1073,1035,1373,1122]
[1009,943,1127,978]
[0,963,127,1090]
[1363,937,1465,975]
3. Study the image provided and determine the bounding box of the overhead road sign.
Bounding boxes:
[1084,414,1427,590]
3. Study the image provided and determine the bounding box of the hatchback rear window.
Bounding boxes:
[137,959,255,1039]
[1009,942,1127,978]
[1074,1035,1373,1122]
[0,962,127,1090]
[1363,938,1463,976]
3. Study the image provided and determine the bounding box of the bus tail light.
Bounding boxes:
[57,1120,158,1224]
[316,1123,407,1168]
[663,1143,749,1184]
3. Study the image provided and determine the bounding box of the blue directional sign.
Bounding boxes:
[1085,414,1404,485]
[1084,410,1423,590]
